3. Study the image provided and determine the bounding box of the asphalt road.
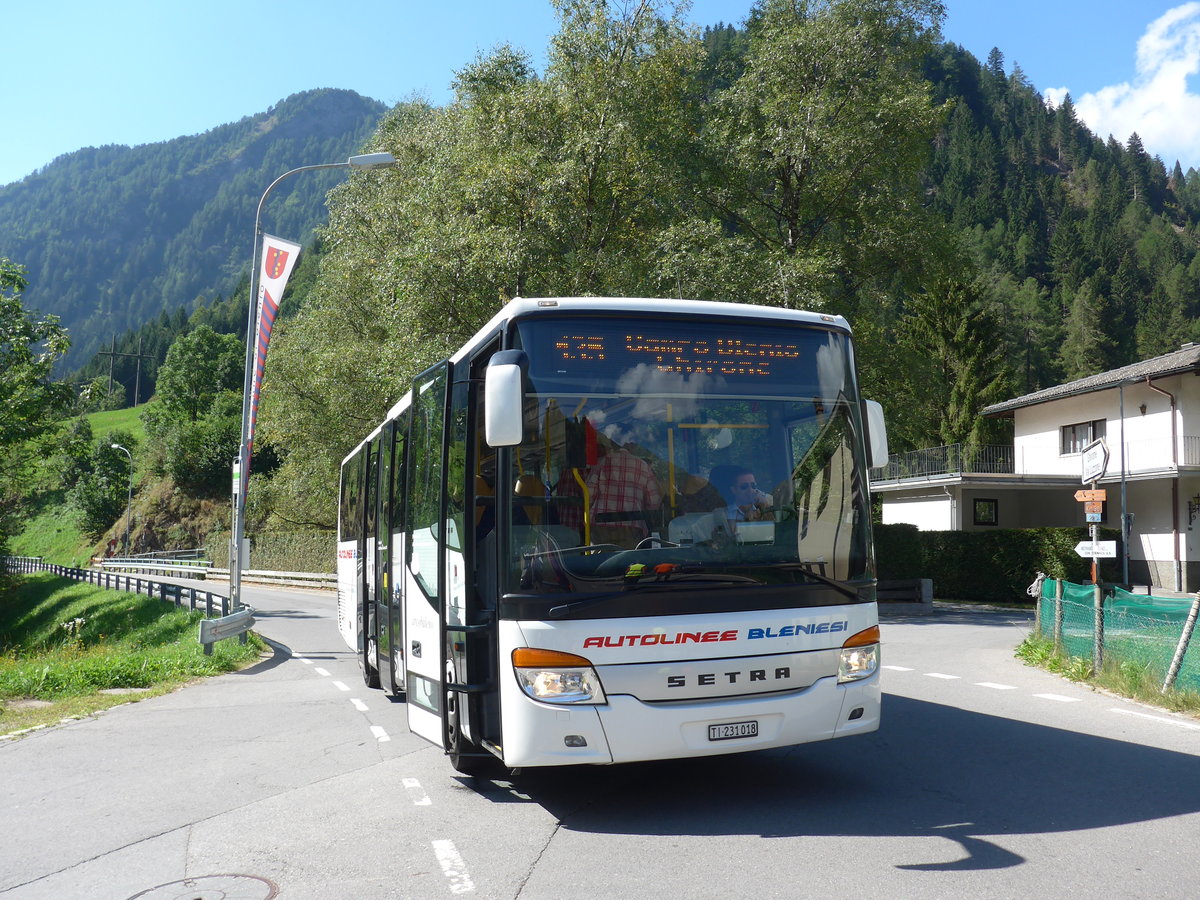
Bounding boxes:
[2,584,1198,899]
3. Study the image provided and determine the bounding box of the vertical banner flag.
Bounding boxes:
[248,234,302,467]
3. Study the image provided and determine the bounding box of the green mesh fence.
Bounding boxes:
[1038,579,1200,693]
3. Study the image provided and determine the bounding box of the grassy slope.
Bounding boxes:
[10,405,150,566]
[0,571,265,736]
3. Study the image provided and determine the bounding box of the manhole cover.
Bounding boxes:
[128,874,278,899]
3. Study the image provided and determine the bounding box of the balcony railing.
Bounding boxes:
[872,437,1200,483]
[871,443,1014,481]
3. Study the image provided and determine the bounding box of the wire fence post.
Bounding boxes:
[1162,593,1200,693]
[1054,579,1064,649]
[1093,581,1105,671]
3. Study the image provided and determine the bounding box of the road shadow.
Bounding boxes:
[232,636,293,675]
[474,694,1200,871]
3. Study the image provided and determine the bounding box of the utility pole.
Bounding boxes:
[95,337,157,406]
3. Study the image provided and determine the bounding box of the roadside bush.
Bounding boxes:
[206,530,333,572]
[875,524,1121,602]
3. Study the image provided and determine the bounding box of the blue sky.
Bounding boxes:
[3,1,1199,187]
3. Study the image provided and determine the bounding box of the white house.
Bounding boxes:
[869,344,1200,592]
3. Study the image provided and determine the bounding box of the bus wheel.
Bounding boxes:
[362,637,380,689]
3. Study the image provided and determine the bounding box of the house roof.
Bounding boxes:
[983,343,1200,417]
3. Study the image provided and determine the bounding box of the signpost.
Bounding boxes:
[1074,540,1117,558]
[1077,439,1110,667]
[1081,439,1109,485]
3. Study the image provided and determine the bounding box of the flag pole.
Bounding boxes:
[231,153,396,614]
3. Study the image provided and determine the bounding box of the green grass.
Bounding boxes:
[7,494,94,567]
[1016,632,1200,716]
[10,404,151,567]
[83,404,147,444]
[0,571,266,736]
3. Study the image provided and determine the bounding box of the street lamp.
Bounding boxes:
[230,152,397,612]
[111,443,133,556]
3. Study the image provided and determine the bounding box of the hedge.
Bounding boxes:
[206,531,334,573]
[874,524,1121,603]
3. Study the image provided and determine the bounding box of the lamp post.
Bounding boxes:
[230,152,397,612]
[111,443,133,556]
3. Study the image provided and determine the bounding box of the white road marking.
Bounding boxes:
[1034,693,1082,703]
[1111,708,1200,731]
[975,682,1018,690]
[403,777,432,805]
[350,698,369,712]
[925,672,960,680]
[883,665,914,671]
[432,839,475,894]
[370,725,390,742]
[314,667,331,677]
[332,681,351,692]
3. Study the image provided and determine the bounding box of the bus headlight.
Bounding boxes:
[838,625,880,683]
[512,648,607,704]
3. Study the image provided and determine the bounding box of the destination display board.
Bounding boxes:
[520,317,850,397]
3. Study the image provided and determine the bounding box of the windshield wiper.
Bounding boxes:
[548,575,754,619]
[775,564,860,600]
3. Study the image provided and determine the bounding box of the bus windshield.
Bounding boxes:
[492,315,874,604]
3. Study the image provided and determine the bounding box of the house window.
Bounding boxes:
[974,498,998,526]
[1061,419,1106,455]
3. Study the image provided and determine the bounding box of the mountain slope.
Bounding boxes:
[0,88,386,368]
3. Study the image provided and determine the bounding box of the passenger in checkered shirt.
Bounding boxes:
[556,434,662,548]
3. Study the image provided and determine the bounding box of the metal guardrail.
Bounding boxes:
[94,558,335,589]
[3,556,230,617]
[101,557,212,578]
[205,568,336,589]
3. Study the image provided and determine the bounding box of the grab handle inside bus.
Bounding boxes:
[485,350,530,447]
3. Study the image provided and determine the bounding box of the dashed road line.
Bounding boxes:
[350,698,369,712]
[403,777,432,806]
[314,667,331,677]
[370,725,390,742]
[332,681,350,692]
[432,839,475,894]
[892,665,1199,731]
[1110,708,1200,730]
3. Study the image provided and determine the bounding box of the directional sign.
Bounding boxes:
[1074,540,1117,558]
[1074,489,1107,502]
[1084,501,1104,514]
[1081,439,1109,484]
[1086,513,1103,523]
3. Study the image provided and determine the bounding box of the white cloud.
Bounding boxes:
[1050,3,1200,169]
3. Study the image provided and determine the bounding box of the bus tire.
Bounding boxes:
[447,692,495,776]
[362,636,380,689]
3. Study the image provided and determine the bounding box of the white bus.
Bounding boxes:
[336,297,888,773]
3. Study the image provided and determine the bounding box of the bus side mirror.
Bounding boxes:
[485,350,529,447]
[863,399,889,469]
